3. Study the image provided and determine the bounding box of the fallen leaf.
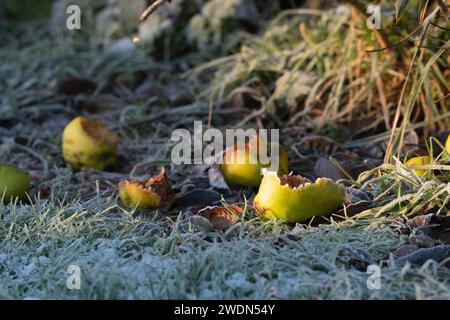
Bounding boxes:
[393,244,419,257]
[409,234,438,248]
[406,214,433,230]
[403,129,419,152]
[198,204,244,230]
[345,187,372,203]
[406,214,450,244]
[396,245,450,267]
[314,157,347,181]
[329,187,372,219]
[172,189,222,209]
[337,245,374,271]
[335,200,371,218]
[179,216,214,233]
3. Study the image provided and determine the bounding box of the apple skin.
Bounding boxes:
[62,117,118,171]
[405,156,431,177]
[253,172,345,223]
[118,168,175,210]
[0,165,29,203]
[220,141,289,187]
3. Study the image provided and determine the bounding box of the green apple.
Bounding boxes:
[254,171,345,223]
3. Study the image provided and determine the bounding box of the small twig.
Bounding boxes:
[419,45,448,50]
[140,0,171,22]
[433,93,450,104]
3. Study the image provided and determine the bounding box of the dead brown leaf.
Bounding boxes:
[144,168,176,208]
[314,157,348,181]
[406,214,450,245]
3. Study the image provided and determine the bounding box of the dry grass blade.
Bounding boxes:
[384,6,445,163]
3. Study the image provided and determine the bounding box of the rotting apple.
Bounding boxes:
[62,116,118,171]
[405,156,431,177]
[220,137,289,187]
[0,165,29,203]
[253,171,345,223]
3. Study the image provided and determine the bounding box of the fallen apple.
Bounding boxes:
[220,137,288,187]
[405,156,431,177]
[253,171,345,223]
[0,165,29,203]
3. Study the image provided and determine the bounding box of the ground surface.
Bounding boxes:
[1,204,449,299]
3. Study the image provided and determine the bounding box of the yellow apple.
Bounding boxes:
[405,156,431,177]
[62,117,118,171]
